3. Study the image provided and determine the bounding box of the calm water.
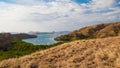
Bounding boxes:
[22,32,69,45]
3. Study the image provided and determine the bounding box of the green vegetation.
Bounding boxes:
[55,34,96,42]
[55,35,73,41]
[0,39,64,61]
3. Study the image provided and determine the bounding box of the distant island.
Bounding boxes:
[28,31,55,34]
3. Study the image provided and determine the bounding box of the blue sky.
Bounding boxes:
[0,0,91,4]
[74,0,90,3]
[0,0,89,3]
[0,0,12,3]
[0,0,120,32]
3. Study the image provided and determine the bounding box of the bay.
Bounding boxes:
[22,31,69,45]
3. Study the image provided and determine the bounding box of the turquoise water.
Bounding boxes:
[22,32,69,45]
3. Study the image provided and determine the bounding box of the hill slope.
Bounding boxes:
[55,22,120,41]
[0,36,120,68]
[0,33,36,49]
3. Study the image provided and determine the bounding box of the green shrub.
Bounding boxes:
[0,39,64,61]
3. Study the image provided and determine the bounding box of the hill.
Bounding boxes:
[0,33,36,49]
[0,36,120,68]
[55,22,120,41]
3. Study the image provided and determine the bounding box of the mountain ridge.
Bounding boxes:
[55,22,120,41]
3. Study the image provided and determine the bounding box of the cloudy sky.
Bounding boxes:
[0,0,120,32]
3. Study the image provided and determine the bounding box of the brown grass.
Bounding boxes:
[55,22,120,41]
[0,36,120,68]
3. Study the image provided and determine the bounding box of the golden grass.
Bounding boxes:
[55,22,120,41]
[0,36,120,68]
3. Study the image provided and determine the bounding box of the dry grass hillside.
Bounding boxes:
[0,36,120,68]
[55,22,120,41]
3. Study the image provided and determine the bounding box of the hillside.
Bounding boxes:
[55,22,120,41]
[0,36,120,68]
[0,33,36,49]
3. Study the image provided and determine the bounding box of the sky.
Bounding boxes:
[0,0,120,32]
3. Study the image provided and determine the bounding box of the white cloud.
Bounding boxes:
[0,0,120,32]
[88,0,116,12]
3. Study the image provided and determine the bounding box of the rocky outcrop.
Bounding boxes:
[0,36,120,68]
[55,22,120,41]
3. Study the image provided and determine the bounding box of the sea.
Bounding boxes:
[22,31,70,45]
